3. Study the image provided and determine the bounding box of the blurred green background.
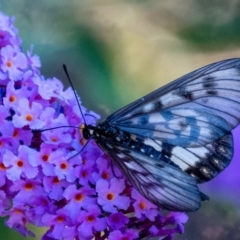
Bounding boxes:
[2,0,240,239]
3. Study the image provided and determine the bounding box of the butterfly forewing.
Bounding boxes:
[106,59,240,147]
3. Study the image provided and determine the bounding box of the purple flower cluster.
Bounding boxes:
[0,11,188,240]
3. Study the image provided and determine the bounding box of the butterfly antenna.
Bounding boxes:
[38,125,81,132]
[68,137,93,161]
[63,64,86,125]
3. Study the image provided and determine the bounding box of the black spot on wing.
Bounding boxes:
[206,89,218,95]
[178,87,193,100]
[201,76,218,95]
[203,78,217,89]
[162,142,174,158]
[178,120,188,130]
[204,76,215,81]
[154,100,163,110]
[209,134,232,160]
[192,162,218,182]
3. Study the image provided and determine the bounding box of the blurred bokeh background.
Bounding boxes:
[1,0,240,239]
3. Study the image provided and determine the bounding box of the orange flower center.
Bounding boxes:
[13,129,19,137]
[7,61,13,67]
[81,171,88,178]
[80,138,86,145]
[25,114,33,121]
[139,201,146,210]
[0,141,3,147]
[25,183,34,191]
[17,160,24,168]
[75,193,83,202]
[41,199,48,205]
[51,137,58,142]
[87,215,95,222]
[42,154,49,162]
[14,209,22,214]
[60,162,68,170]
[53,177,60,184]
[0,162,6,170]
[56,216,64,223]
[106,192,115,201]
[102,172,109,179]
[9,95,16,103]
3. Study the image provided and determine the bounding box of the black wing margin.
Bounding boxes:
[99,141,208,212]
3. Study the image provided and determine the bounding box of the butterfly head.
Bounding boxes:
[81,124,95,140]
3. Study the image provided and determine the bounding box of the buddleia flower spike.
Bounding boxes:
[0,11,189,240]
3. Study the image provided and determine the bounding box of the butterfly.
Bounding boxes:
[78,58,240,212]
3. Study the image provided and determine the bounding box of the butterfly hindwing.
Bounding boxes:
[98,140,206,212]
